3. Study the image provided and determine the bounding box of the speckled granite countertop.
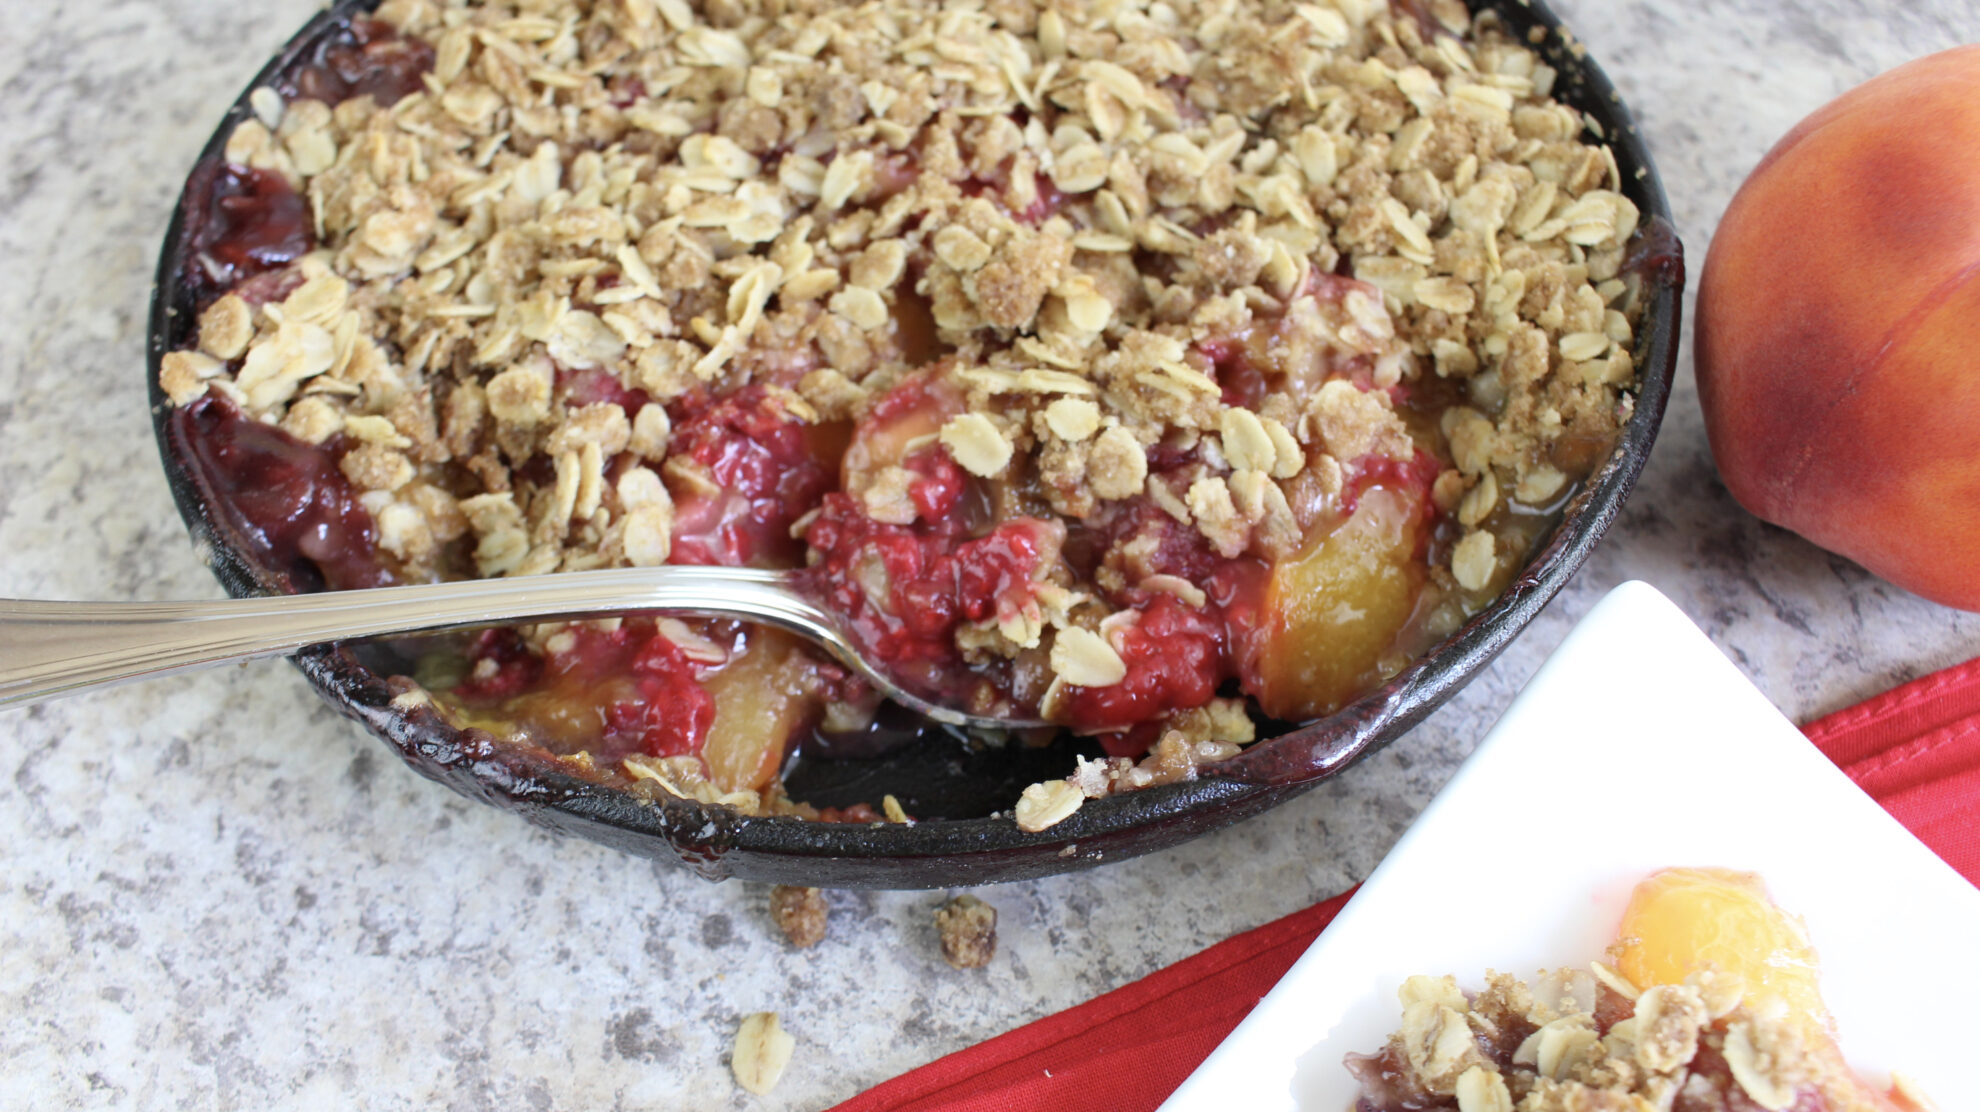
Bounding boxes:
[1,2,1974,1108]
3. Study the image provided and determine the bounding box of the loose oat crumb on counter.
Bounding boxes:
[934,894,998,969]
[730,1011,796,1095]
[769,884,829,949]
[168,0,1654,821]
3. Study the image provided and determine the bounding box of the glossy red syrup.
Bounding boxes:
[181,163,313,299]
[801,458,1056,676]
[556,366,651,417]
[1345,448,1442,519]
[279,17,436,108]
[606,630,718,758]
[665,386,839,567]
[1053,501,1275,748]
[455,620,717,762]
[452,628,543,701]
[1053,595,1223,736]
[170,392,393,592]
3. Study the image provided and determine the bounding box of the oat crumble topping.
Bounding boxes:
[167,0,1652,818]
[1353,871,1936,1112]
[1351,966,1927,1112]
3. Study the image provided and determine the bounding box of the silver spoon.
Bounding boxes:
[0,566,1048,728]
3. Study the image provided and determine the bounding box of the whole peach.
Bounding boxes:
[1696,46,1980,611]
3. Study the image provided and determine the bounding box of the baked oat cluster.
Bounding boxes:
[163,0,1650,821]
[1351,967,1930,1112]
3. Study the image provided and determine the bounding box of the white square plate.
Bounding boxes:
[1161,581,1980,1111]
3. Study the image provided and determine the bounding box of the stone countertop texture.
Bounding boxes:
[1,1,1974,1108]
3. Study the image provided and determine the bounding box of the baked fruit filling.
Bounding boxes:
[1348,869,1935,1112]
[162,0,1652,820]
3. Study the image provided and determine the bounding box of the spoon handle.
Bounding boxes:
[0,566,828,710]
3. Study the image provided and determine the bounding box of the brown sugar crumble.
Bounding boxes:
[934,894,999,969]
[166,0,1653,823]
[769,884,829,949]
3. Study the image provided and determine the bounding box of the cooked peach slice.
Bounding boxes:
[1253,486,1426,722]
[1614,867,1824,1020]
[698,629,822,794]
[1612,868,1919,1112]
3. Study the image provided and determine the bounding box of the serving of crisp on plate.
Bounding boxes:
[1161,581,1980,1111]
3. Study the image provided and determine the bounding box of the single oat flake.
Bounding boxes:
[730,1011,795,1095]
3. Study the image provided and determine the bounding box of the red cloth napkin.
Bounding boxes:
[1802,655,1980,886]
[832,654,1980,1112]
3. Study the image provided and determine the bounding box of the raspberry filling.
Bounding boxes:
[665,385,841,568]
[181,163,314,299]
[170,394,393,592]
[173,18,429,298]
[1054,594,1226,743]
[800,471,1061,714]
[174,274,1472,783]
[453,621,718,763]
[277,16,435,109]
[174,293,1463,769]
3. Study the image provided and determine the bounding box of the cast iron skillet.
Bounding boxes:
[147,0,1681,888]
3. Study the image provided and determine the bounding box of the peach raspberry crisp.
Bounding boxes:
[161,0,1655,823]
[1349,870,1935,1112]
